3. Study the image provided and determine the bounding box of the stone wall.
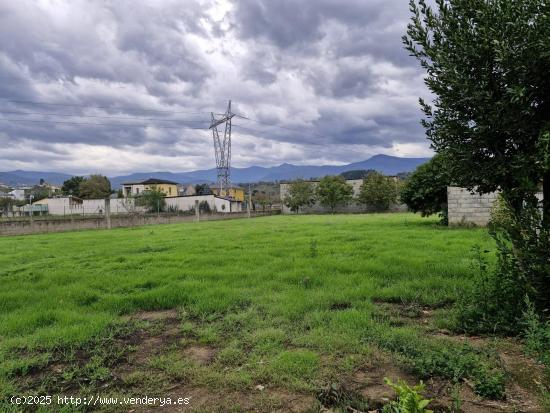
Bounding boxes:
[0,211,279,236]
[447,186,498,226]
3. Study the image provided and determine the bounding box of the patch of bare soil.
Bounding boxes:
[181,345,216,365]
[115,310,316,412]
[114,309,182,376]
[134,309,179,322]
[357,304,548,412]
[348,359,418,409]
[129,385,317,413]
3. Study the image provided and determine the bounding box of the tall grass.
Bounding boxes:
[0,213,496,398]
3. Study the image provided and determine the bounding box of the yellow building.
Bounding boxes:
[210,185,245,201]
[122,178,179,197]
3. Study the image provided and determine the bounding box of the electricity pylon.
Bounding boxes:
[209,101,234,198]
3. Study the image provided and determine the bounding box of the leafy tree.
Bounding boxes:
[199,200,211,213]
[78,175,112,199]
[136,187,166,213]
[252,190,272,211]
[0,197,15,216]
[61,176,85,196]
[404,0,549,220]
[358,172,398,212]
[400,155,450,222]
[195,184,212,195]
[316,176,353,213]
[28,186,50,202]
[340,169,375,180]
[404,0,550,314]
[283,179,316,213]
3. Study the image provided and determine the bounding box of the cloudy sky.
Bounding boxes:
[0,0,433,175]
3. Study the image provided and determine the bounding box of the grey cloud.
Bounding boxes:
[0,0,431,175]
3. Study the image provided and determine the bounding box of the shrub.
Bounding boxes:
[369,325,506,399]
[400,155,450,224]
[136,187,166,213]
[316,176,353,213]
[382,378,433,413]
[199,200,211,213]
[522,297,550,377]
[283,180,316,213]
[454,245,526,335]
[358,172,399,212]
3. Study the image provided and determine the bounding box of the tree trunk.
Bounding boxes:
[543,171,550,230]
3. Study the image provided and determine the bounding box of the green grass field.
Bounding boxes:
[0,213,546,412]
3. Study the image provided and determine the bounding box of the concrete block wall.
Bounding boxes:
[447,186,499,226]
[0,211,279,236]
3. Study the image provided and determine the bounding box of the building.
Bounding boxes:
[182,184,197,196]
[165,195,242,213]
[447,186,543,226]
[209,185,245,202]
[9,189,26,201]
[28,194,242,215]
[0,189,26,201]
[33,196,140,215]
[122,178,179,197]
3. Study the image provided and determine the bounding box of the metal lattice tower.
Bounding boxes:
[209,101,234,198]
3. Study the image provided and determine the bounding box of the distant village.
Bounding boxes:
[0,176,257,217]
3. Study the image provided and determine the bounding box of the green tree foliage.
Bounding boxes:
[400,155,450,222]
[61,176,85,196]
[316,176,353,213]
[358,172,398,212]
[405,0,550,317]
[404,0,549,219]
[28,186,50,202]
[78,175,112,199]
[199,200,211,213]
[283,179,316,213]
[195,184,212,195]
[0,197,15,215]
[340,169,375,180]
[136,187,166,213]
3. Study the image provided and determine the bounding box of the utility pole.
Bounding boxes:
[247,183,251,218]
[209,101,234,198]
[29,194,34,230]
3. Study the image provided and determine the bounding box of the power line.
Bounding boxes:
[0,98,211,115]
[0,118,209,130]
[234,114,331,140]
[0,110,209,124]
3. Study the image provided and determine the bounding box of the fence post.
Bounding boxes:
[195,200,200,222]
[247,184,251,218]
[105,198,112,229]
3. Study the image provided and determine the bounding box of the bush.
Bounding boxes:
[456,194,550,335]
[358,172,398,212]
[316,176,353,213]
[136,188,166,213]
[523,297,550,377]
[199,200,211,213]
[400,155,450,224]
[283,180,316,213]
[454,245,526,335]
[382,378,433,413]
[369,325,506,399]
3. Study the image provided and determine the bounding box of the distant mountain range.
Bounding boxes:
[0,155,430,188]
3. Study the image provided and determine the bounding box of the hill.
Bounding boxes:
[1,155,430,188]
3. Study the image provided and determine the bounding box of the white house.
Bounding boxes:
[165,195,238,213]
